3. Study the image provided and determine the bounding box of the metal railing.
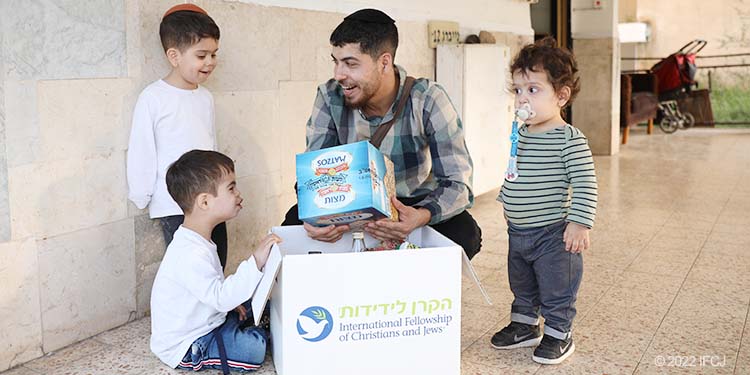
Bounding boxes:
[621,52,750,126]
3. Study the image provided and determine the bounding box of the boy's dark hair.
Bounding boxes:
[330,9,399,60]
[511,37,580,107]
[159,10,220,52]
[166,150,235,214]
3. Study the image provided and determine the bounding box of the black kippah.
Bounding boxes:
[344,8,395,24]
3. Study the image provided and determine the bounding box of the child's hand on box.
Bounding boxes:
[303,222,350,243]
[563,222,590,253]
[253,233,282,271]
[365,197,431,242]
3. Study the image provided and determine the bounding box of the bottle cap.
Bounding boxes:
[352,231,365,239]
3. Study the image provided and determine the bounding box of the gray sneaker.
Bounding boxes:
[490,321,542,349]
[532,334,575,364]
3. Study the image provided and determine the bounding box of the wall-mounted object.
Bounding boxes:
[618,22,650,43]
[428,20,460,48]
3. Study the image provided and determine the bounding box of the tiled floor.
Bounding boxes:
[4,128,750,374]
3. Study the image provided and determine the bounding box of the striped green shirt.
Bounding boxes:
[498,124,597,228]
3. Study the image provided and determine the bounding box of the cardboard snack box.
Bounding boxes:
[296,141,398,228]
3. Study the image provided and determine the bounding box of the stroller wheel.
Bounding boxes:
[660,117,679,134]
[682,112,695,128]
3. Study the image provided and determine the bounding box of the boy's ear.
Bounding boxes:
[195,192,210,211]
[166,47,181,68]
[557,86,572,107]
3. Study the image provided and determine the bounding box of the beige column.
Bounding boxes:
[572,38,620,155]
[571,0,620,155]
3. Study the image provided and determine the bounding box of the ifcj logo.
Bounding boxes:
[297,306,333,342]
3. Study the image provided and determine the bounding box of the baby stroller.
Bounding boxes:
[651,39,707,133]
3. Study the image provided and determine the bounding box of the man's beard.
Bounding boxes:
[342,75,379,109]
[344,95,366,109]
[343,86,373,109]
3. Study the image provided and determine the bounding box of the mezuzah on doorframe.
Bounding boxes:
[296,141,398,229]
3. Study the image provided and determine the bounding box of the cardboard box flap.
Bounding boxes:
[251,243,283,326]
[413,225,492,305]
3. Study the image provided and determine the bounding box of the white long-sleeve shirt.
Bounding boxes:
[150,226,263,368]
[127,80,217,218]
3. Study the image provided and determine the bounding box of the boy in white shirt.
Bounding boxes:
[127,4,229,268]
[150,149,281,373]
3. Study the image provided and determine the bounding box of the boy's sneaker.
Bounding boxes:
[490,321,542,349]
[532,334,575,365]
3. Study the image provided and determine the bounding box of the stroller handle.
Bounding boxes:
[678,39,707,55]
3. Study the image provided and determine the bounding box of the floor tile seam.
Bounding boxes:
[461,357,540,372]
[460,336,482,354]
[21,365,44,375]
[574,281,616,326]
[24,336,115,373]
[3,365,43,375]
[634,200,726,371]
[631,265,695,369]
[732,297,750,375]
[477,312,509,333]
[618,219,665,273]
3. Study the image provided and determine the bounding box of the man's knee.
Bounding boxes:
[431,210,482,259]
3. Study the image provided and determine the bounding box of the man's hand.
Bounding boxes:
[253,233,282,270]
[364,197,431,241]
[563,222,590,253]
[234,305,248,321]
[303,222,350,243]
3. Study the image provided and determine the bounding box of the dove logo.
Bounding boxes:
[296,306,333,342]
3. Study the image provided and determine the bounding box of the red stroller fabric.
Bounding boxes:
[651,40,705,98]
[652,54,688,94]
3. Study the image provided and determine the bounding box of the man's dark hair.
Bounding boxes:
[329,11,399,60]
[511,37,581,108]
[159,10,220,52]
[166,150,235,214]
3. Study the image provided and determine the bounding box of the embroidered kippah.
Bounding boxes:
[163,3,208,19]
[344,8,395,24]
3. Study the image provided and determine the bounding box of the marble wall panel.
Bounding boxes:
[287,8,341,82]
[214,90,280,179]
[0,78,7,242]
[133,214,165,317]
[278,80,317,191]
[37,219,135,352]
[37,79,132,161]
[396,20,435,80]
[0,239,43,371]
[226,174,270,273]
[4,80,39,167]
[8,153,128,240]
[1,0,126,80]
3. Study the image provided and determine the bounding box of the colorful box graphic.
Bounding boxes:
[296,141,397,227]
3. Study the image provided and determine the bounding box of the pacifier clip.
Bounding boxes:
[505,104,534,182]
